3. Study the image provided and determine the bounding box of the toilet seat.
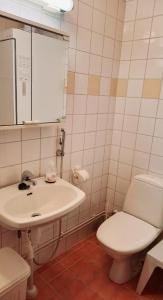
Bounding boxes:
[97,212,161,255]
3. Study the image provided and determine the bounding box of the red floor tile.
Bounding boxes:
[56,247,83,268]
[69,259,100,284]
[112,286,144,300]
[76,286,104,300]
[38,261,66,282]
[88,272,119,300]
[34,274,59,300]
[50,269,85,300]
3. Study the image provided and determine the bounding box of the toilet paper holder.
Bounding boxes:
[72,166,89,185]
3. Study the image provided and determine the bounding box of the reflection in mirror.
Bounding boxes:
[0,15,68,126]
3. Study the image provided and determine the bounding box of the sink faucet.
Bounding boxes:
[21,170,37,186]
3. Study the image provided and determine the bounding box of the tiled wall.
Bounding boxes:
[0,0,125,257]
[107,0,163,212]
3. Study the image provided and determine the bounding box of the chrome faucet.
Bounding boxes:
[21,170,37,186]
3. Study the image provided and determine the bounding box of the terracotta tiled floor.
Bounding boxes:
[34,235,163,300]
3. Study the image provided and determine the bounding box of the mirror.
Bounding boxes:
[0,16,68,126]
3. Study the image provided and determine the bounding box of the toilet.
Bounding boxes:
[97,174,163,284]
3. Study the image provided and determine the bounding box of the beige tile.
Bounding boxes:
[88,75,100,96]
[116,79,128,97]
[67,71,75,94]
[143,79,161,99]
[110,79,118,96]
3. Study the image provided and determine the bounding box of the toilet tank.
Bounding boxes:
[123,174,163,229]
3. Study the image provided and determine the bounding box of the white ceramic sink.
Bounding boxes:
[0,177,85,230]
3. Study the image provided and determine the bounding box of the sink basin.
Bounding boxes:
[0,177,85,230]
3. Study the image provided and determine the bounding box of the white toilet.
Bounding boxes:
[97,174,163,284]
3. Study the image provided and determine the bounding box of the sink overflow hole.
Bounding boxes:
[31,213,41,218]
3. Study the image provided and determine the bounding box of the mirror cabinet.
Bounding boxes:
[0,15,68,126]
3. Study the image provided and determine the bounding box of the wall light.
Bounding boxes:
[27,0,74,13]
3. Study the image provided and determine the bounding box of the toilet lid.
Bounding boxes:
[97,212,161,255]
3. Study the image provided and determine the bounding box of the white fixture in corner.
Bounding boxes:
[27,0,74,12]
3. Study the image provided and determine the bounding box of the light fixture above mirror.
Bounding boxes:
[27,0,74,13]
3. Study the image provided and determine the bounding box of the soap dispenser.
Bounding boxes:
[45,161,57,183]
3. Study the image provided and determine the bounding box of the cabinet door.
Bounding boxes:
[32,31,67,123]
[0,39,16,125]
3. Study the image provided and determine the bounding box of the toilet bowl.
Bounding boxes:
[97,174,163,284]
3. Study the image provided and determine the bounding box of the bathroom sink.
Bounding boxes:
[0,177,85,230]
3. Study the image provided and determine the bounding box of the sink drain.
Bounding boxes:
[31,213,41,218]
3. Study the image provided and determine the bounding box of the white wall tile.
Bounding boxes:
[22,139,40,163]
[78,2,93,30]
[121,132,136,150]
[149,37,163,59]
[91,32,103,55]
[123,21,134,41]
[125,0,137,21]
[41,137,56,158]
[136,134,152,153]
[118,163,131,180]
[74,95,87,114]
[0,165,21,187]
[0,130,21,143]
[22,128,40,140]
[133,151,150,169]
[77,27,91,52]
[134,18,152,40]
[103,37,114,59]
[151,137,163,156]
[119,61,130,78]
[0,142,21,167]
[119,147,134,165]
[84,132,96,149]
[154,0,163,16]
[140,99,158,118]
[136,0,155,19]
[138,117,155,136]
[85,115,97,132]
[92,9,105,35]
[131,40,149,60]
[115,98,126,114]
[151,16,163,38]
[87,96,98,114]
[157,100,163,118]
[72,115,85,133]
[101,57,112,77]
[76,51,90,74]
[89,55,102,75]
[149,155,163,175]
[146,59,163,79]
[98,96,109,113]
[154,119,163,138]
[127,80,143,97]
[129,60,146,79]
[72,133,84,152]
[123,116,138,133]
[125,98,141,116]
[121,41,132,60]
